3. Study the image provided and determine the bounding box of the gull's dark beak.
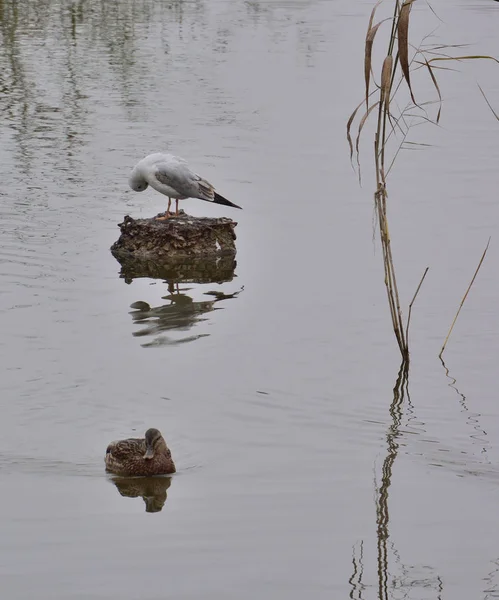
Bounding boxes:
[143,446,154,460]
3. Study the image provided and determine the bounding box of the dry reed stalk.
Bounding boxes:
[375,189,405,354]
[373,48,408,355]
[439,238,491,358]
[347,0,497,360]
[405,267,429,345]
[380,194,406,355]
[478,84,499,121]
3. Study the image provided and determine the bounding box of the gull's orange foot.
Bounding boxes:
[155,212,174,221]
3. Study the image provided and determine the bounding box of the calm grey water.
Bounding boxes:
[1,1,499,598]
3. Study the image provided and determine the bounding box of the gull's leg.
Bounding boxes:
[175,199,179,216]
[156,197,172,221]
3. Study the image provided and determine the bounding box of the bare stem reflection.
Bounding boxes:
[440,357,490,461]
[113,253,242,347]
[110,476,172,513]
[349,540,365,600]
[374,362,409,600]
[350,364,444,599]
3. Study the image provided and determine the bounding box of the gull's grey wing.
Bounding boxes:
[154,160,215,201]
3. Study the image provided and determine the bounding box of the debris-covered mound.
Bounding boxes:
[110,211,237,261]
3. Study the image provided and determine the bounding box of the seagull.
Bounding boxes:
[128,153,242,219]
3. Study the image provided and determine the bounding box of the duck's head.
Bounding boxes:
[128,166,149,192]
[143,428,164,459]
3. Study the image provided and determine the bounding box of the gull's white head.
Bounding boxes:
[128,165,149,192]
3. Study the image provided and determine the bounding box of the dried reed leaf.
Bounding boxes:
[367,0,383,33]
[356,101,380,166]
[440,238,491,358]
[398,0,417,104]
[380,55,393,113]
[414,99,441,107]
[365,0,384,100]
[405,267,429,344]
[424,44,471,51]
[404,113,439,125]
[413,61,459,73]
[427,55,499,65]
[347,99,364,161]
[421,50,465,59]
[365,20,388,109]
[425,1,442,23]
[347,89,379,164]
[478,84,499,121]
[421,57,442,123]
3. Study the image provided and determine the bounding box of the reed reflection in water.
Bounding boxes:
[349,365,445,600]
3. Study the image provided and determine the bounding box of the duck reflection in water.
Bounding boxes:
[110,476,172,513]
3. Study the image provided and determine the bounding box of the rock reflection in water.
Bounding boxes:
[113,254,242,347]
[110,476,172,513]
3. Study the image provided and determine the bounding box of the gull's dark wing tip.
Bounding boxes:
[213,192,242,210]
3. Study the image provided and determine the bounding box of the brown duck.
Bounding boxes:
[105,428,176,476]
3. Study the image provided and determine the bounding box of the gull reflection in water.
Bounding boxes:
[113,254,242,347]
[110,476,173,513]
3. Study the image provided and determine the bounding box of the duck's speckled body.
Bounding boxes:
[105,428,176,477]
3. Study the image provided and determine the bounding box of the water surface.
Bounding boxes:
[1,1,499,598]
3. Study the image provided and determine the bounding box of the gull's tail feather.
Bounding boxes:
[213,192,242,210]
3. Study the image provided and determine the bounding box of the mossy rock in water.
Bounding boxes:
[110,212,237,261]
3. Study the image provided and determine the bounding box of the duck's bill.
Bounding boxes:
[143,447,155,459]
[213,192,242,210]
